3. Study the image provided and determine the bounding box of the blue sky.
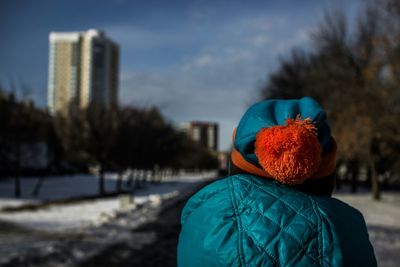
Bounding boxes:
[0,0,362,150]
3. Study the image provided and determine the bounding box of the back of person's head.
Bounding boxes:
[178,97,376,267]
[230,96,337,195]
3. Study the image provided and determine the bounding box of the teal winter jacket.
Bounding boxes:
[178,174,377,267]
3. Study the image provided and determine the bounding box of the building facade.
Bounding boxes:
[181,121,219,152]
[47,29,119,115]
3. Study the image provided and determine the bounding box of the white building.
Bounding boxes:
[47,29,119,115]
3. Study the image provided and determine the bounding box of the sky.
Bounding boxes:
[0,0,362,150]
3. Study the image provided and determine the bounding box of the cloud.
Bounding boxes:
[103,26,178,49]
[251,35,271,47]
[192,55,215,67]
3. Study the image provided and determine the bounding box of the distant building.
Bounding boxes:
[181,121,219,152]
[217,150,230,174]
[47,29,119,115]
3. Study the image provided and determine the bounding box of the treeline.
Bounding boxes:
[261,0,400,198]
[0,89,218,196]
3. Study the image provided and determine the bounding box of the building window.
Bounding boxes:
[192,127,200,141]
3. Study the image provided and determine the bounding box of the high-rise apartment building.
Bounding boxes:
[181,121,219,152]
[47,29,119,115]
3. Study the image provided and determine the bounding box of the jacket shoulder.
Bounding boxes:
[178,176,240,267]
[314,196,377,266]
[180,177,230,225]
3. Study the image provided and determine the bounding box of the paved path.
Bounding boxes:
[79,183,207,267]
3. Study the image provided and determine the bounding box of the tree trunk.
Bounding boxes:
[99,165,105,195]
[14,147,21,198]
[152,169,156,183]
[126,169,133,187]
[350,159,359,193]
[370,158,381,200]
[32,175,46,197]
[116,171,123,192]
[14,173,21,198]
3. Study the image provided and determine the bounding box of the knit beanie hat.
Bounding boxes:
[231,97,337,185]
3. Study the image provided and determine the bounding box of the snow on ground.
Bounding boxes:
[335,192,400,267]
[0,198,125,231]
[0,171,216,232]
[0,200,162,266]
[335,192,400,228]
[0,172,176,202]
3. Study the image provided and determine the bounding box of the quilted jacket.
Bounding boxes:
[178,174,377,267]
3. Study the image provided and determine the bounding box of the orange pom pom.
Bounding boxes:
[254,116,322,185]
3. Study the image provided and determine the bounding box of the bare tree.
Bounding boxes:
[260,1,400,199]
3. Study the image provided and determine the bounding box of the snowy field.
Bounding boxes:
[335,192,400,267]
[0,172,216,231]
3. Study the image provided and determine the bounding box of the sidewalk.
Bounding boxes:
[79,180,212,267]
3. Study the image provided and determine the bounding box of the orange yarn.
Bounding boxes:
[254,116,322,185]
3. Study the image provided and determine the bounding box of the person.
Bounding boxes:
[177,97,377,267]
